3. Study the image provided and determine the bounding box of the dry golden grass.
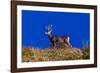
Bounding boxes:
[22,47,90,62]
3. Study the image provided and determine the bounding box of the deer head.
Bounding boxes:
[45,25,52,36]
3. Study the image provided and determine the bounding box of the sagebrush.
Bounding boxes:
[22,47,89,62]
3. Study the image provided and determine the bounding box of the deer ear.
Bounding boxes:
[45,32,48,34]
[45,32,47,34]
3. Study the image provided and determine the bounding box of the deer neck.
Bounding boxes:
[47,34,52,39]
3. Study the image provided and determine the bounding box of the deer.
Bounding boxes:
[44,25,72,48]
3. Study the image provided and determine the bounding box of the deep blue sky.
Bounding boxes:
[22,10,90,49]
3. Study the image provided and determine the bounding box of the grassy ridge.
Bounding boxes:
[22,47,90,62]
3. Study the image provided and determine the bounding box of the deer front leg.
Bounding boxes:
[54,43,57,48]
[52,42,57,49]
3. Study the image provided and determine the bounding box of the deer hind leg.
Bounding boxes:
[64,39,72,48]
[67,42,72,48]
[64,43,68,48]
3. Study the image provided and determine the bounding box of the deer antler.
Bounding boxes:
[48,25,51,30]
[45,24,52,31]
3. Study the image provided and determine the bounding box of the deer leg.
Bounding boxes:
[54,43,57,48]
[59,42,66,48]
[52,43,56,48]
[67,41,72,48]
[64,39,71,48]
[64,43,68,47]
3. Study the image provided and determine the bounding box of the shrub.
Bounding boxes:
[22,47,90,62]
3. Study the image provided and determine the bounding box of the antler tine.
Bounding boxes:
[45,24,52,31]
[48,24,52,30]
[45,26,48,30]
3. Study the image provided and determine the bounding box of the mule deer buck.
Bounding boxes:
[45,25,72,48]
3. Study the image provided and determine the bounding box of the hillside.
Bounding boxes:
[22,47,90,62]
